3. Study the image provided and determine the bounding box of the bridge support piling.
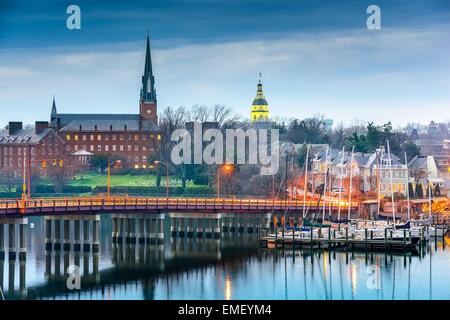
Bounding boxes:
[150,217,157,244]
[138,218,145,244]
[171,217,177,237]
[222,216,228,232]
[247,215,253,234]
[63,220,70,251]
[74,220,81,251]
[145,218,151,244]
[45,219,52,251]
[9,224,16,260]
[157,215,164,244]
[45,249,51,278]
[187,218,194,238]
[239,215,245,233]
[214,217,221,239]
[178,218,185,238]
[116,218,123,244]
[0,223,4,260]
[230,215,236,233]
[83,220,90,252]
[92,219,100,252]
[196,218,203,238]
[112,217,118,243]
[19,224,26,261]
[54,219,61,250]
[205,219,212,238]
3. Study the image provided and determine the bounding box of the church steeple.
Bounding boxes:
[50,95,58,127]
[140,31,156,103]
[139,31,158,123]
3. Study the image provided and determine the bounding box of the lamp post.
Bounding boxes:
[218,164,232,199]
[154,161,169,204]
[107,160,122,200]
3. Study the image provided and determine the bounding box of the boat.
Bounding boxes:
[303,219,331,228]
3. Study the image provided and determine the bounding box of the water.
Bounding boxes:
[1,215,449,300]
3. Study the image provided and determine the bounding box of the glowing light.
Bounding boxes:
[225,276,231,300]
[352,264,357,295]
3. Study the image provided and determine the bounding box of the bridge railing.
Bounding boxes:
[0,196,358,213]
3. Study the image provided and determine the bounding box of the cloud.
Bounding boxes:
[0,25,449,127]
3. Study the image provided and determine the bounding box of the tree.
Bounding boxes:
[402,142,421,162]
[91,153,110,173]
[46,158,80,193]
[286,115,328,144]
[0,167,19,192]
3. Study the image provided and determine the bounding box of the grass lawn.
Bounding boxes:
[65,173,206,188]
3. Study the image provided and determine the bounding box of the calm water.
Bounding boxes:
[1,215,449,300]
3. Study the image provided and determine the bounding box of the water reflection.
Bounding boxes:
[0,215,448,300]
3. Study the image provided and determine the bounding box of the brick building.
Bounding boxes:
[50,33,161,168]
[0,121,65,176]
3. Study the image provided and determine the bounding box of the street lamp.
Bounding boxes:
[107,160,122,200]
[218,164,233,199]
[154,161,169,204]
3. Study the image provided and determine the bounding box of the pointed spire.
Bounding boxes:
[141,31,156,102]
[51,95,57,114]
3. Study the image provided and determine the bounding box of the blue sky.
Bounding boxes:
[0,0,449,128]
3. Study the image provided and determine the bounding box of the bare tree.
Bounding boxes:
[0,167,20,192]
[46,158,81,193]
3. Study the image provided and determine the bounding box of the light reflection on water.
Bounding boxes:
[0,215,449,300]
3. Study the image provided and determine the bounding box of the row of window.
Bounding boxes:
[66,134,161,141]
[380,183,406,192]
[2,157,37,167]
[67,144,153,152]
[381,171,406,179]
[2,147,58,156]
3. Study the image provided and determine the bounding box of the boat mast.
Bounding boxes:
[323,148,329,221]
[337,147,344,220]
[404,152,411,221]
[347,146,355,221]
[375,148,381,218]
[428,169,432,221]
[387,140,396,228]
[302,144,309,219]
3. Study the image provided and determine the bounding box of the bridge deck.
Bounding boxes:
[0,196,358,217]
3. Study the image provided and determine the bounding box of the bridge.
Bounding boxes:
[0,196,358,217]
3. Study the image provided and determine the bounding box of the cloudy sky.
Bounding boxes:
[0,0,449,128]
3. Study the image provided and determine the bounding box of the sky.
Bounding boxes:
[0,0,449,128]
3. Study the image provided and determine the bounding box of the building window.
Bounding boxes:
[105,135,109,141]
[31,158,35,166]
[127,145,131,151]
[157,135,161,140]
[18,148,21,155]
[48,149,52,155]
[18,158,22,167]
[74,145,79,151]
[120,135,124,141]
[75,135,78,141]
[97,145,102,151]
[31,148,35,155]
[112,135,116,141]
[105,145,109,152]
[120,145,124,151]
[135,156,138,162]
[128,135,132,141]
[135,145,139,151]
[9,148,12,155]
[112,145,116,151]
[66,135,71,140]
[9,158,12,166]
[83,135,87,141]
[142,156,147,162]
[143,146,147,151]
[142,135,146,141]
[98,135,101,141]
[3,158,7,166]
[90,135,94,141]
[90,145,94,152]
[134,165,139,169]
[134,135,138,141]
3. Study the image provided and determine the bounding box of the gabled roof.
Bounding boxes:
[52,113,141,128]
[0,128,53,145]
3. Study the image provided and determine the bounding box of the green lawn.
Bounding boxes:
[66,173,205,187]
